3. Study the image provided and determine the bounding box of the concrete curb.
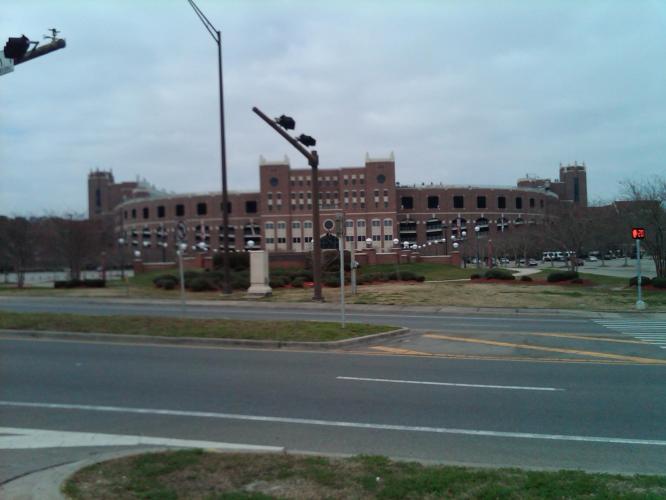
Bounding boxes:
[1,445,287,500]
[0,327,410,350]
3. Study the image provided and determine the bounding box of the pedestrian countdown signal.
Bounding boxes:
[631,228,646,240]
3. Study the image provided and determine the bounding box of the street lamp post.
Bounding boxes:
[177,242,188,316]
[117,237,125,280]
[393,238,401,280]
[474,225,481,269]
[252,106,323,301]
[186,0,232,294]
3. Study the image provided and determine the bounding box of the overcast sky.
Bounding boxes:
[1,0,664,216]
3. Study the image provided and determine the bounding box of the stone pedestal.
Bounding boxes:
[247,250,272,297]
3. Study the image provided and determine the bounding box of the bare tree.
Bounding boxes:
[51,214,101,281]
[545,204,594,272]
[0,217,35,288]
[620,177,666,278]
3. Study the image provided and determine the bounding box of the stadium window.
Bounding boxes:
[515,197,523,209]
[176,204,185,217]
[246,200,257,213]
[477,196,486,209]
[427,196,439,209]
[157,206,165,218]
[453,196,464,209]
[401,196,414,209]
[131,209,137,219]
[497,196,506,209]
[197,202,207,215]
[529,198,535,208]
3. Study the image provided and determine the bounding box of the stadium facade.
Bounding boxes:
[88,155,588,259]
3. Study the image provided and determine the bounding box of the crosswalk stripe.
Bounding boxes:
[593,319,666,349]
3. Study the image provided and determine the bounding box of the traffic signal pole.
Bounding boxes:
[14,38,66,65]
[252,106,323,301]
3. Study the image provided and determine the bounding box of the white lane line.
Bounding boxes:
[0,426,283,451]
[336,376,564,392]
[2,400,665,447]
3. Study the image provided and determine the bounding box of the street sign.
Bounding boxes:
[0,54,14,76]
[631,228,646,240]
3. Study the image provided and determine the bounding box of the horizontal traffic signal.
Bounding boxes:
[4,35,30,61]
[297,134,316,147]
[275,115,295,130]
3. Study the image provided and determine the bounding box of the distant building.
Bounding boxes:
[88,156,588,259]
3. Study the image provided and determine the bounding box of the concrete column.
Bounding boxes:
[247,250,272,297]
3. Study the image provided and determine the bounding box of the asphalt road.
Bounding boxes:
[2,335,666,480]
[1,297,665,484]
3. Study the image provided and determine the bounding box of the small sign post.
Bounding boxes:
[632,228,646,310]
[336,214,345,328]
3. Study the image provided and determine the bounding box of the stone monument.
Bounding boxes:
[246,250,272,297]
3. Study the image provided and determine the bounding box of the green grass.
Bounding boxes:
[360,262,479,281]
[63,451,666,500]
[0,311,392,342]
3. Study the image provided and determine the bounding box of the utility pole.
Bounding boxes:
[252,106,323,301]
[186,0,231,294]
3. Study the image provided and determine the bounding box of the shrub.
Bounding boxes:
[269,276,290,288]
[188,276,217,292]
[484,268,515,280]
[83,279,106,288]
[323,275,341,287]
[520,275,533,282]
[571,278,584,284]
[153,274,179,289]
[470,274,482,280]
[547,270,579,283]
[291,277,306,288]
[398,270,417,281]
[212,252,249,271]
[629,276,652,287]
[231,275,250,290]
[652,277,666,289]
[54,280,81,289]
[162,280,176,290]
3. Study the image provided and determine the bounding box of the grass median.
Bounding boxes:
[0,311,392,342]
[63,450,666,500]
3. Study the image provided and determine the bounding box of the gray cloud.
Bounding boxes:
[1,0,665,215]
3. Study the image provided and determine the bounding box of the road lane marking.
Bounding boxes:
[424,334,666,364]
[370,346,433,356]
[336,376,564,391]
[1,401,666,447]
[0,427,283,451]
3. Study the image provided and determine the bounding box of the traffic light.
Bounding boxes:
[631,227,646,240]
[275,115,295,130]
[297,134,316,147]
[4,35,30,61]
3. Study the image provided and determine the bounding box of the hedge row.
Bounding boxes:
[630,276,666,289]
[54,279,106,288]
[484,268,516,280]
[547,271,579,283]
[152,268,426,292]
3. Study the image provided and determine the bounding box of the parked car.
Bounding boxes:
[528,259,539,267]
[587,255,598,262]
[499,257,510,265]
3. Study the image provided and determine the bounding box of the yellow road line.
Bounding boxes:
[370,346,433,356]
[424,334,666,365]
